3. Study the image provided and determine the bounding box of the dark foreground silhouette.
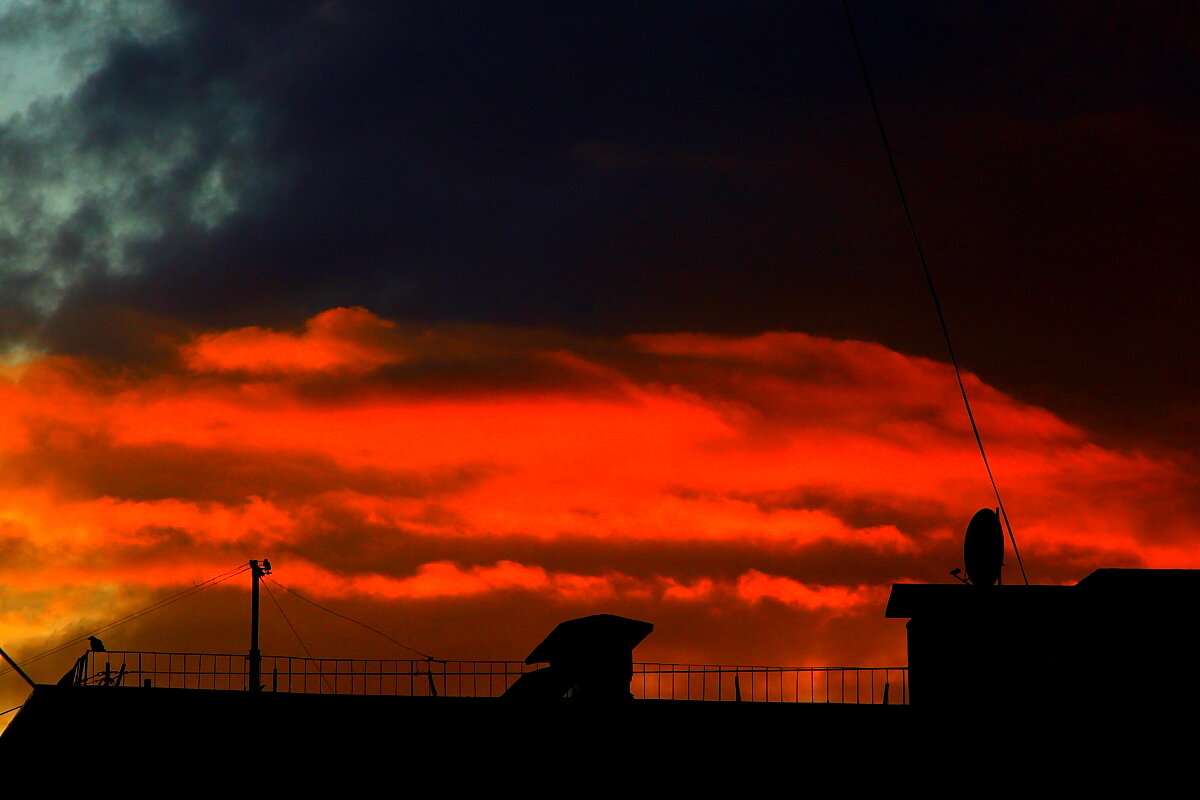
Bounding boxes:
[3,574,1195,789]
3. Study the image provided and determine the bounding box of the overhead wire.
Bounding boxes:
[262,580,316,660]
[0,563,252,677]
[0,561,436,686]
[261,579,336,693]
[840,0,1028,584]
[266,578,436,660]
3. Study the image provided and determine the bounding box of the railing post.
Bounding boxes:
[52,652,909,707]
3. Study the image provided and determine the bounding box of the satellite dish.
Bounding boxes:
[963,508,1003,586]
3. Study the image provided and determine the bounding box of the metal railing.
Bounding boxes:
[633,663,907,704]
[77,652,907,704]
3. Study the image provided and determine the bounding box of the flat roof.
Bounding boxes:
[886,568,1200,619]
[884,583,1071,618]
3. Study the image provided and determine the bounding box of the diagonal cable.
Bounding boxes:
[262,580,335,693]
[266,578,435,660]
[841,0,1028,583]
[0,563,252,677]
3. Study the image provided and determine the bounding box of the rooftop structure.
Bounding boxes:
[887,568,1200,715]
[3,567,1196,785]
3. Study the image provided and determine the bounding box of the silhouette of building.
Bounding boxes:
[2,569,1194,786]
[888,568,1200,715]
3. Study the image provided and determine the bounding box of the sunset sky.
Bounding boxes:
[0,1,1197,713]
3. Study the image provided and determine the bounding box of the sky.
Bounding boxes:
[0,0,1197,712]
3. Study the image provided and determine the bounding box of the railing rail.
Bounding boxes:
[634,663,907,704]
[77,651,907,704]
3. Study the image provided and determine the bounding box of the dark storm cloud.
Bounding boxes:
[3,1,1196,450]
[35,0,866,334]
[0,0,266,344]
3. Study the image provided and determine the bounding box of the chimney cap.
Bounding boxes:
[525,614,653,664]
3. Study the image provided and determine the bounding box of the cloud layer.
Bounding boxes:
[2,308,1195,714]
[0,2,1195,454]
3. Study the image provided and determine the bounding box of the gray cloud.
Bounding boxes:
[0,0,269,346]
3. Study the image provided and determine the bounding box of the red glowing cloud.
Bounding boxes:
[0,308,1195,707]
[182,307,404,374]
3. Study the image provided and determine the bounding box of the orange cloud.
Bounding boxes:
[736,570,883,612]
[0,308,1196,715]
[183,307,404,374]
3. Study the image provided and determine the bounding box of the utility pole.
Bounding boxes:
[248,558,271,692]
